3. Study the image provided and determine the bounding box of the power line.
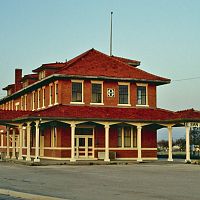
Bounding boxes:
[173,76,200,82]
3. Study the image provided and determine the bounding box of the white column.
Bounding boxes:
[26,122,31,161]
[6,127,10,159]
[168,126,173,162]
[104,124,110,162]
[22,128,26,147]
[34,121,40,162]
[70,123,76,162]
[11,129,16,159]
[18,125,23,160]
[137,125,142,162]
[1,133,3,147]
[185,125,191,163]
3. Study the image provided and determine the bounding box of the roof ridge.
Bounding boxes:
[57,48,95,73]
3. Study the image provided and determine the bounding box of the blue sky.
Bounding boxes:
[0,0,200,139]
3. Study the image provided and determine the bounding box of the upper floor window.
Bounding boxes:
[37,89,41,109]
[49,84,53,106]
[137,84,148,106]
[24,95,27,111]
[91,82,103,104]
[54,82,58,105]
[39,70,45,80]
[71,81,83,103]
[32,91,36,111]
[23,81,28,88]
[7,89,12,96]
[42,87,46,108]
[21,96,24,110]
[118,83,130,105]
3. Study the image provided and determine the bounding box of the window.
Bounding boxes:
[117,127,122,147]
[117,126,137,148]
[24,95,27,111]
[39,71,45,80]
[51,127,57,147]
[42,87,45,108]
[124,127,131,147]
[91,83,102,103]
[37,89,41,109]
[32,91,36,111]
[137,86,147,105]
[49,84,53,106]
[118,83,129,105]
[15,102,19,111]
[11,100,14,110]
[54,82,58,104]
[72,82,83,102]
[21,96,24,110]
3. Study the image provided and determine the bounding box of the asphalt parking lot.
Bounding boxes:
[0,161,200,200]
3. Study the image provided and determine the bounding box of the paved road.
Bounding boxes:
[0,194,24,200]
[0,162,200,200]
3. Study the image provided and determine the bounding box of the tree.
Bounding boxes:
[190,127,200,146]
[174,138,186,151]
[157,140,168,151]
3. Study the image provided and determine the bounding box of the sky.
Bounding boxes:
[0,0,200,140]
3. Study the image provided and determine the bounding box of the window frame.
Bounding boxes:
[136,83,149,107]
[118,82,131,106]
[90,81,104,105]
[117,126,137,148]
[49,83,54,107]
[70,80,84,104]
[54,81,59,105]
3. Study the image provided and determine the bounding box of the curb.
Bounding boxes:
[0,188,67,200]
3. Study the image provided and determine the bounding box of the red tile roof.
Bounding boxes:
[111,55,140,66]
[21,73,39,81]
[2,84,15,91]
[1,106,200,123]
[21,105,176,122]
[33,62,66,72]
[58,49,170,85]
[175,109,200,120]
[0,110,32,121]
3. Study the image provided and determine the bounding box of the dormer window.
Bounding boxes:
[7,89,12,96]
[23,81,28,88]
[39,70,45,80]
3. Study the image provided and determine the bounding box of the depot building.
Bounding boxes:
[0,49,200,163]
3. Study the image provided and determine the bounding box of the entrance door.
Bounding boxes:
[75,136,94,158]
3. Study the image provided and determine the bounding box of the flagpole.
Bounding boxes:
[110,11,113,56]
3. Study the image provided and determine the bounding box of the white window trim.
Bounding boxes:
[15,102,19,111]
[11,100,14,111]
[24,94,27,111]
[54,81,59,105]
[21,96,24,110]
[32,91,35,111]
[49,83,54,107]
[51,127,57,148]
[8,101,11,110]
[90,81,104,105]
[118,82,131,106]
[119,127,136,149]
[37,89,41,110]
[70,80,84,104]
[136,83,149,107]
[42,86,46,109]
